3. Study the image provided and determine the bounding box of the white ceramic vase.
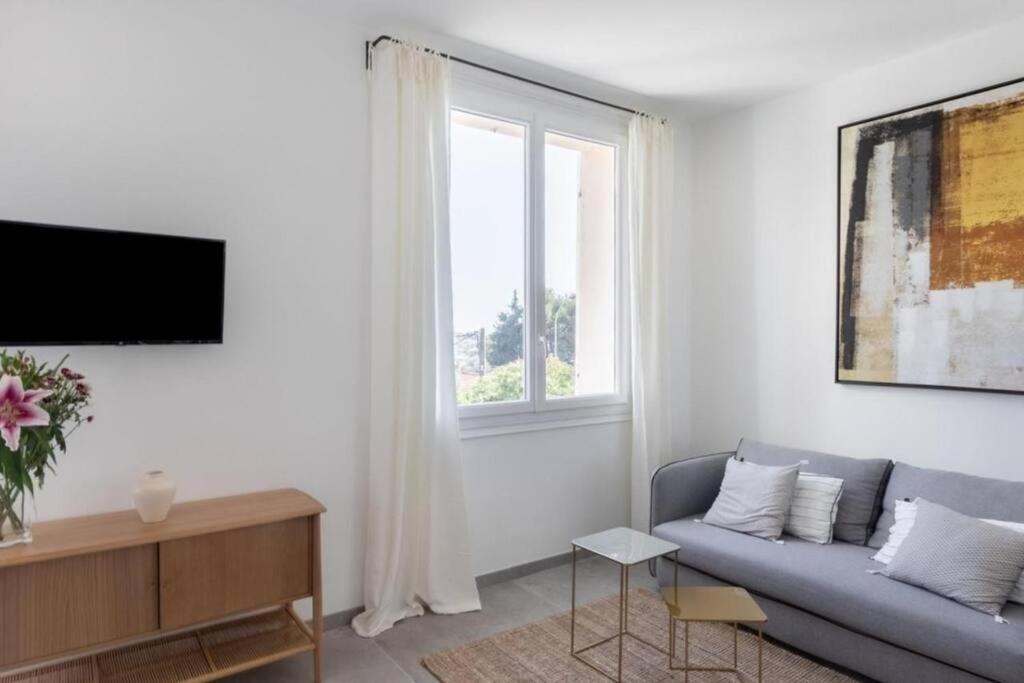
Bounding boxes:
[134,471,176,523]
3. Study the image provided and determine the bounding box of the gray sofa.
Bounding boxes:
[650,442,1024,683]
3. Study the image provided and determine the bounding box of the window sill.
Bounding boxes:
[458,404,632,440]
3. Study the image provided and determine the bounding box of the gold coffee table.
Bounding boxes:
[661,586,767,682]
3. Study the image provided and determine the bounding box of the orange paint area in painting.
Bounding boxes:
[931,95,1024,289]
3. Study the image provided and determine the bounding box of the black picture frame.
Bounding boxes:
[835,74,1024,397]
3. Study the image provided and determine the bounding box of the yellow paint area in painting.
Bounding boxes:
[958,103,1024,229]
[932,97,1024,289]
[839,317,895,383]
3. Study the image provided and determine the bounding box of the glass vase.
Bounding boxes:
[0,488,34,548]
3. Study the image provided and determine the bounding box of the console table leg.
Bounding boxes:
[312,515,323,683]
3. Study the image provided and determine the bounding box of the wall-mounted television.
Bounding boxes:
[2,220,225,346]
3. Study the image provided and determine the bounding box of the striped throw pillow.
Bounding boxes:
[784,473,844,544]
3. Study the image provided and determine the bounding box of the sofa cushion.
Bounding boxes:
[654,516,1024,682]
[737,439,892,545]
[869,463,1024,549]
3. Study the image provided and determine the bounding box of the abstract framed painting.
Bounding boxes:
[837,76,1024,395]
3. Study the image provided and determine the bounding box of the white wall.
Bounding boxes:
[0,1,691,617]
[669,108,695,458]
[0,0,372,618]
[690,17,1024,479]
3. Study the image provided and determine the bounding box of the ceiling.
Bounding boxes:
[346,0,1024,115]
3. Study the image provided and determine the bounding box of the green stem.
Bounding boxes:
[0,484,25,535]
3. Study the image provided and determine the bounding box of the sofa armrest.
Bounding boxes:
[649,451,733,531]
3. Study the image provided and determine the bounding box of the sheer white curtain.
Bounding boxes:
[352,41,481,638]
[628,114,675,532]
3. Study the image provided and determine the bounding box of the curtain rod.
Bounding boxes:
[365,34,646,117]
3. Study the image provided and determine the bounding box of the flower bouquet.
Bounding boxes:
[0,351,92,548]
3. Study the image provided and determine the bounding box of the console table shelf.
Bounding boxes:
[1,607,314,683]
[0,489,325,683]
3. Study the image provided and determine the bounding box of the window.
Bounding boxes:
[449,85,628,432]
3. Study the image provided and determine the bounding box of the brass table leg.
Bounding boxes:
[570,544,577,655]
[683,620,689,683]
[668,615,675,666]
[758,625,763,683]
[733,622,738,669]
[623,562,630,633]
[617,563,625,682]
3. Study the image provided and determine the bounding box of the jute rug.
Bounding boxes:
[423,588,857,682]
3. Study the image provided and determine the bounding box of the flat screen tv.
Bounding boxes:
[2,220,225,346]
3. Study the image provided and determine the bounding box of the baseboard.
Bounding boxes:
[322,551,574,629]
[474,551,572,588]
[323,605,364,632]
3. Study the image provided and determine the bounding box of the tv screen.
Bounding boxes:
[2,220,225,346]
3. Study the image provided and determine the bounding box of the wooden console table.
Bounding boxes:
[0,488,326,683]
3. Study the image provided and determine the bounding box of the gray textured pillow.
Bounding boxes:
[703,458,799,540]
[884,500,1024,615]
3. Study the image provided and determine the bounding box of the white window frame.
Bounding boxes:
[450,70,631,438]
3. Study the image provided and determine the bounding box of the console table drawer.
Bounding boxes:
[0,545,159,667]
[158,517,311,628]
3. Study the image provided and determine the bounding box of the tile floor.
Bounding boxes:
[231,556,659,682]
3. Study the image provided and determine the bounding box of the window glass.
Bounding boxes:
[450,110,527,405]
[544,132,617,398]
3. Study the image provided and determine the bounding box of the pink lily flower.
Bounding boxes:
[0,374,51,451]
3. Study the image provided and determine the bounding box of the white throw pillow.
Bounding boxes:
[871,498,919,564]
[702,458,800,540]
[871,498,1024,604]
[784,473,844,544]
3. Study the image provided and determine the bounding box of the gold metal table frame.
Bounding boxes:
[662,586,767,683]
[569,543,680,682]
[668,618,763,682]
